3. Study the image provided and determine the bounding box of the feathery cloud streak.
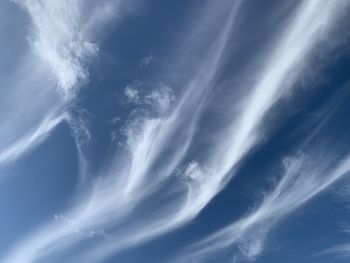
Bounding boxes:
[179,147,350,262]
[2,0,350,262]
[1,1,244,262]
[178,0,349,220]
[0,0,125,167]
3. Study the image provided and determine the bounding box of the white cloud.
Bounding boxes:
[124,84,140,103]
[320,180,350,258]
[3,0,350,263]
[0,0,128,167]
[13,0,124,100]
[139,53,154,67]
[145,84,175,113]
[174,0,350,236]
[0,112,66,167]
[0,53,64,167]
[124,82,175,113]
[183,161,205,181]
[179,150,350,262]
[2,1,243,261]
[14,0,96,99]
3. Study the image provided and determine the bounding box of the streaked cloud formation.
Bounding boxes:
[0,0,125,167]
[1,0,350,263]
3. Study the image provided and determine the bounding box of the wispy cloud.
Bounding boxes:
[179,148,350,262]
[13,0,124,99]
[124,83,141,104]
[170,0,350,240]
[2,0,350,262]
[175,0,350,261]
[320,180,350,258]
[0,0,127,167]
[0,53,63,167]
[139,53,154,67]
[14,0,96,99]
[2,1,243,262]
[322,228,350,259]
[0,111,66,167]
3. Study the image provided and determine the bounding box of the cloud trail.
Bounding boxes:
[0,0,125,167]
[179,146,350,262]
[1,1,243,262]
[321,178,350,258]
[178,0,350,219]
[13,0,123,99]
[14,0,96,99]
[0,52,63,167]
[322,223,350,258]
[0,111,65,166]
[2,0,350,262]
[174,0,350,261]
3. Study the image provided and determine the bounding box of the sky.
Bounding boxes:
[1,0,350,262]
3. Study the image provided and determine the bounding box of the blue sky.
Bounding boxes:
[1,0,350,262]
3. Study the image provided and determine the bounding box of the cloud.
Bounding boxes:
[320,180,350,258]
[0,53,63,167]
[174,0,350,260]
[0,0,127,167]
[124,84,140,103]
[1,1,243,262]
[124,81,175,113]
[139,53,154,67]
[2,0,350,262]
[13,0,124,99]
[14,0,97,99]
[145,84,175,113]
[179,148,350,262]
[0,111,66,167]
[170,0,350,241]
